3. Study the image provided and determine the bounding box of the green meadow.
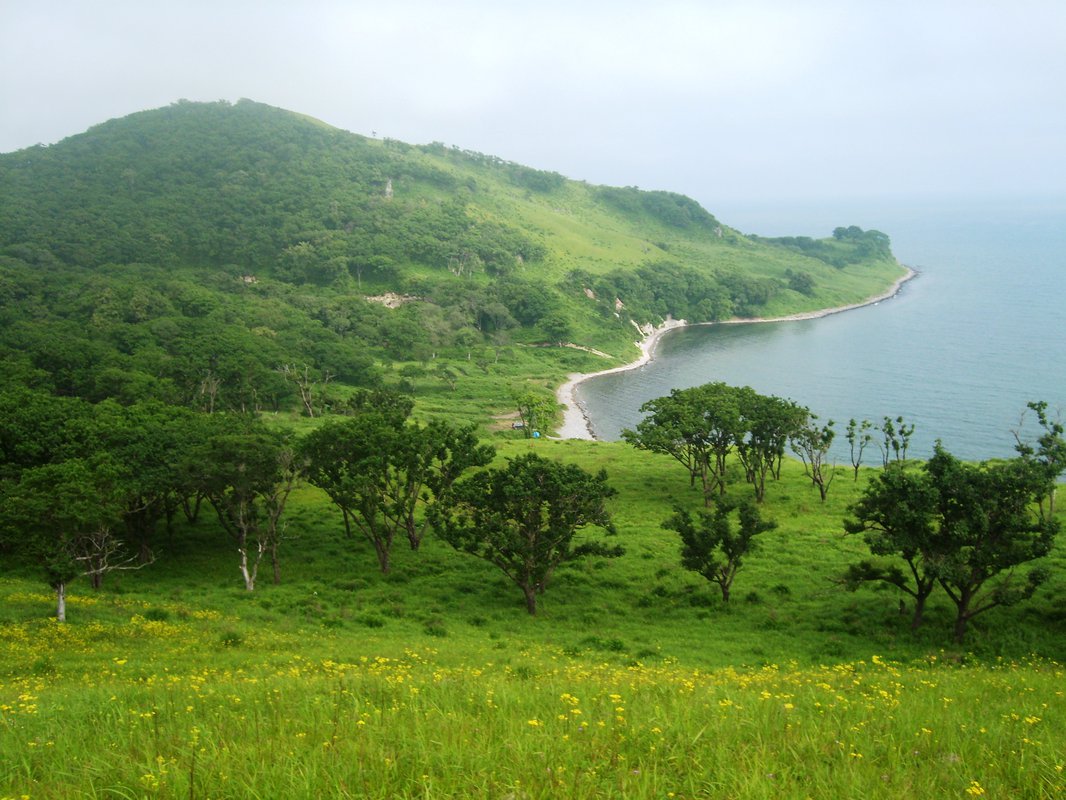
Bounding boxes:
[3,438,1064,799]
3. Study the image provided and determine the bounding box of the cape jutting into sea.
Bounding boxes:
[574,196,1066,463]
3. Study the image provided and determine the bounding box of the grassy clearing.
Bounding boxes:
[2,440,1064,798]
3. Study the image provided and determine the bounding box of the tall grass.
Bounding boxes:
[1,611,1062,798]
[2,439,1064,797]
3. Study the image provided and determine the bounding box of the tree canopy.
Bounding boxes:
[623,382,809,504]
[430,453,621,615]
[845,441,1061,642]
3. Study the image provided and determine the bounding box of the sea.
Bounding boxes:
[575,195,1066,463]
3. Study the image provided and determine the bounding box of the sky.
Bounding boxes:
[2,0,1065,211]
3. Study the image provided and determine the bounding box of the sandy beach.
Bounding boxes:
[554,266,918,440]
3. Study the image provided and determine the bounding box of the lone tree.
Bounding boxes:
[926,445,1058,643]
[845,418,874,481]
[0,457,131,621]
[510,387,558,438]
[789,413,836,502]
[1013,400,1066,516]
[431,452,621,615]
[663,499,776,602]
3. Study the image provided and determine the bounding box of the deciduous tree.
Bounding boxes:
[734,389,806,502]
[664,500,776,602]
[926,445,1057,643]
[843,464,941,631]
[510,387,557,438]
[431,453,620,615]
[300,413,493,571]
[0,458,129,620]
[845,418,874,481]
[844,440,1058,641]
[790,414,836,502]
[622,382,741,503]
[879,415,915,467]
[1013,400,1066,515]
[190,429,298,590]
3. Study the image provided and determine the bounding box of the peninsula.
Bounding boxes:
[556,265,918,439]
[0,99,908,432]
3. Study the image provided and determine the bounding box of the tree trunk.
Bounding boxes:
[405,518,425,551]
[374,542,391,574]
[182,494,203,523]
[953,614,969,644]
[753,473,766,503]
[950,586,975,643]
[238,542,256,591]
[910,595,927,631]
[522,584,538,615]
[55,581,66,622]
[271,541,281,585]
[239,561,255,591]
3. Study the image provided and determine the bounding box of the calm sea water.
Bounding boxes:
[576,196,1066,462]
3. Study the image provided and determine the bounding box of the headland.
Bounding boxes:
[555,266,918,440]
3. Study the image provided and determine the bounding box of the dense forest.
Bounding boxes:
[0,99,901,417]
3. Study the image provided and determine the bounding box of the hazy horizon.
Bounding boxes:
[4,1,1064,212]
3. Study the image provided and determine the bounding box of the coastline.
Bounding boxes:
[554,265,918,440]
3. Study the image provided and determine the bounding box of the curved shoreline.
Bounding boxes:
[554,265,918,440]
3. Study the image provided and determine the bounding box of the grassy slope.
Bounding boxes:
[431,160,908,343]
[335,134,909,369]
[0,100,906,365]
[7,103,1044,797]
[2,439,1063,797]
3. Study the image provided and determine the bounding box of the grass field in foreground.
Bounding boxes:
[2,439,1065,798]
[1,614,1062,798]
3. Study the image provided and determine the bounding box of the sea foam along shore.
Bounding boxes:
[554,265,918,440]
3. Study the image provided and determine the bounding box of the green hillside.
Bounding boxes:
[0,99,903,420]
[2,101,1063,799]
[1,439,1063,797]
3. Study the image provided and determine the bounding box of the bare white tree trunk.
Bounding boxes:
[55,581,66,622]
[237,538,268,592]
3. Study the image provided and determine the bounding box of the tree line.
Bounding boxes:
[751,226,893,269]
[6,378,1056,643]
[624,383,1064,643]
[0,387,619,620]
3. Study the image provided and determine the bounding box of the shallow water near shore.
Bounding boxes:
[576,196,1066,462]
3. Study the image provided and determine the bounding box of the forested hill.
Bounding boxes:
[0,99,901,415]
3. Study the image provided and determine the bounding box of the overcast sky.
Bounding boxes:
[2,0,1064,210]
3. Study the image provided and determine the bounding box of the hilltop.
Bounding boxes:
[0,98,903,423]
